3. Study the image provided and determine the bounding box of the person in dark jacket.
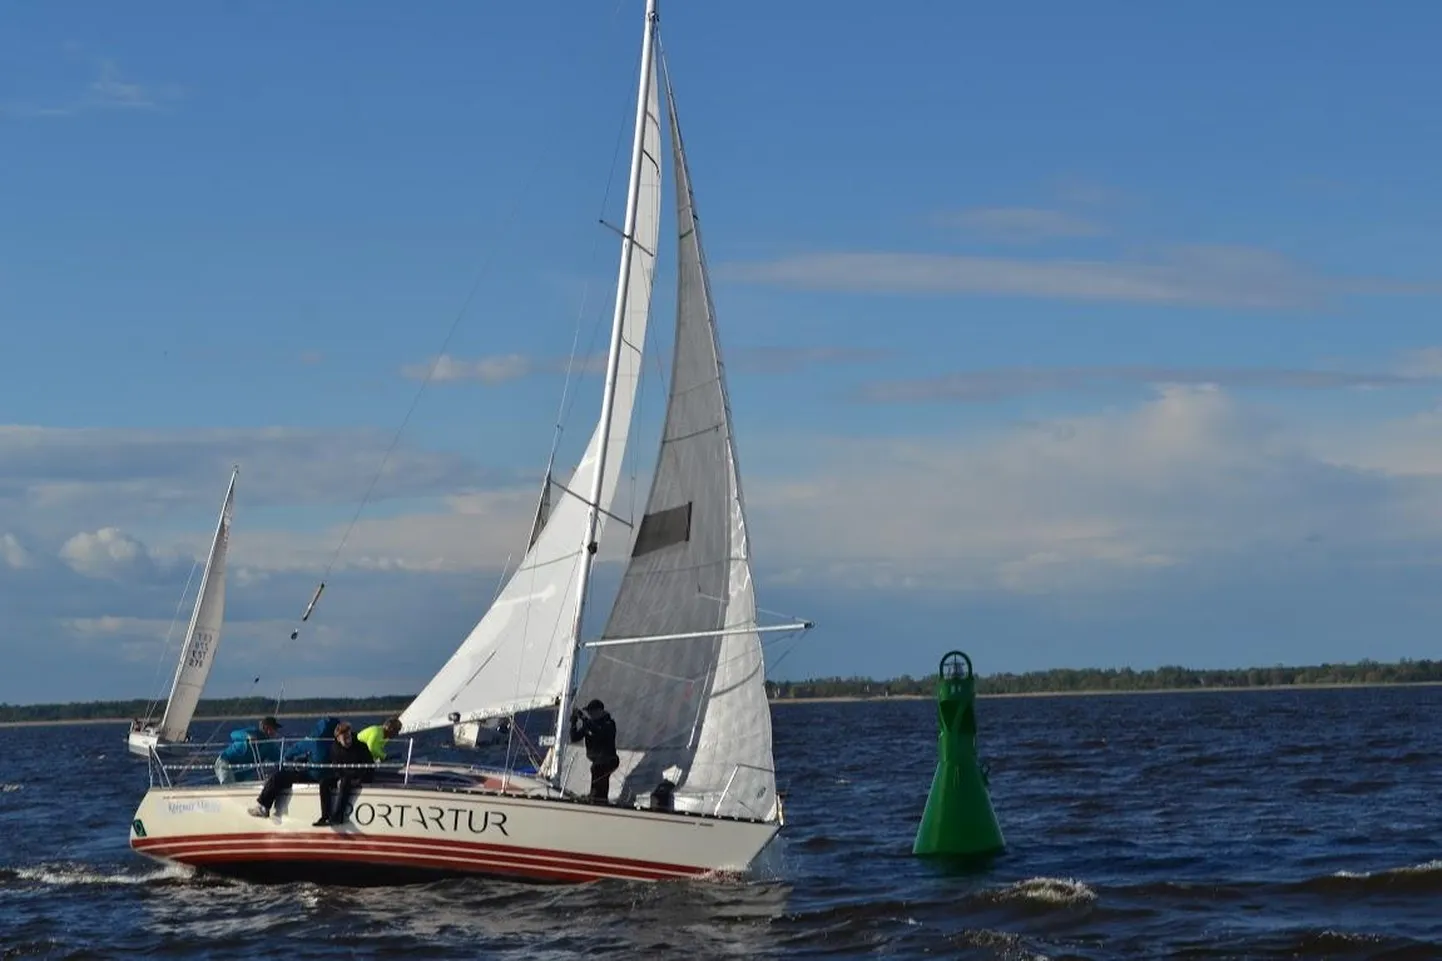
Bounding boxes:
[248,716,339,819]
[569,699,619,803]
[315,721,375,827]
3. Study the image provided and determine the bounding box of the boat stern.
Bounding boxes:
[125,730,160,759]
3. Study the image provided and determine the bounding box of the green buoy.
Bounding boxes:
[912,650,1005,859]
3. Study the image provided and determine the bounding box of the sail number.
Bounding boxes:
[185,630,215,669]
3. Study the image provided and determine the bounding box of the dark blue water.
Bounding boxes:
[3,687,1441,959]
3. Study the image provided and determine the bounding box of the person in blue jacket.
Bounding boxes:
[213,715,282,784]
[248,716,339,818]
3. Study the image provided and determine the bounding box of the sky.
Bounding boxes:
[3,2,1442,703]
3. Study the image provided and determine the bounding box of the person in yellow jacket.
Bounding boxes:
[356,717,401,761]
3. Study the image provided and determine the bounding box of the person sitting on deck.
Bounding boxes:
[569,699,619,803]
[315,721,375,827]
[356,717,402,762]
[247,716,339,819]
[213,715,282,784]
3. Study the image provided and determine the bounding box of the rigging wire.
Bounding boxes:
[140,558,201,725]
[574,43,819,751]
[762,631,807,675]
[279,155,548,656]
[498,14,653,776]
[550,95,636,442]
[195,674,264,746]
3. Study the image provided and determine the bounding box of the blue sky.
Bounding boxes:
[3,2,1442,703]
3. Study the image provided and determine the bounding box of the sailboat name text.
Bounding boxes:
[350,801,510,836]
[166,798,224,816]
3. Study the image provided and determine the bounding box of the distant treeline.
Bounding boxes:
[764,658,1442,699]
[6,659,1442,721]
[0,695,412,725]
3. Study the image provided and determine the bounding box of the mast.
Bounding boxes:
[549,0,661,783]
[159,465,238,737]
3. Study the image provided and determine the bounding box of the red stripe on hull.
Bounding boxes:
[131,831,709,883]
[173,847,633,883]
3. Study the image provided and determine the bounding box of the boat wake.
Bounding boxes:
[4,861,196,887]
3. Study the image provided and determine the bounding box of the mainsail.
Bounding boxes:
[399,57,663,734]
[527,469,553,550]
[561,62,778,823]
[157,468,237,743]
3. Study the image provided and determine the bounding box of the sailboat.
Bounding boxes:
[126,467,238,758]
[127,0,810,884]
[451,716,508,749]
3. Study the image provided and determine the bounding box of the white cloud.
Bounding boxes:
[64,613,309,645]
[997,548,1177,594]
[725,244,1409,309]
[7,385,1442,699]
[229,485,634,575]
[858,365,1436,403]
[401,352,611,385]
[88,59,158,109]
[1306,405,1442,480]
[2,57,179,120]
[746,386,1442,592]
[59,613,356,677]
[0,425,504,537]
[1397,347,1442,377]
[728,346,891,373]
[1,533,31,569]
[937,206,1105,243]
[64,615,172,640]
[1052,178,1127,209]
[29,388,1434,594]
[60,527,155,580]
[403,347,887,385]
[403,353,538,385]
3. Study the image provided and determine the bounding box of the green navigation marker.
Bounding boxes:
[912,650,1005,859]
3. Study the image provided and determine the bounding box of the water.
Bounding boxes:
[3,687,1441,959]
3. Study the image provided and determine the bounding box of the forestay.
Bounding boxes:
[399,61,663,734]
[158,469,237,743]
[562,62,778,823]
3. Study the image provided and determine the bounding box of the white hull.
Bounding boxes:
[126,730,162,759]
[129,779,779,884]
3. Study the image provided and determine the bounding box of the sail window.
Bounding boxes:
[632,502,693,557]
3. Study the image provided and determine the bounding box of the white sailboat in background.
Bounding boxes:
[450,716,508,749]
[126,468,237,758]
[129,1,811,883]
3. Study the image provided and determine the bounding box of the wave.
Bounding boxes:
[1332,859,1442,879]
[1165,928,1438,960]
[948,928,1055,960]
[1031,861,1442,904]
[775,897,1064,958]
[3,861,196,887]
[1303,860,1442,895]
[986,876,1098,907]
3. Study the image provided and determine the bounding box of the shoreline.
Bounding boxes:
[0,710,383,730]
[771,679,1442,704]
[5,680,1442,726]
